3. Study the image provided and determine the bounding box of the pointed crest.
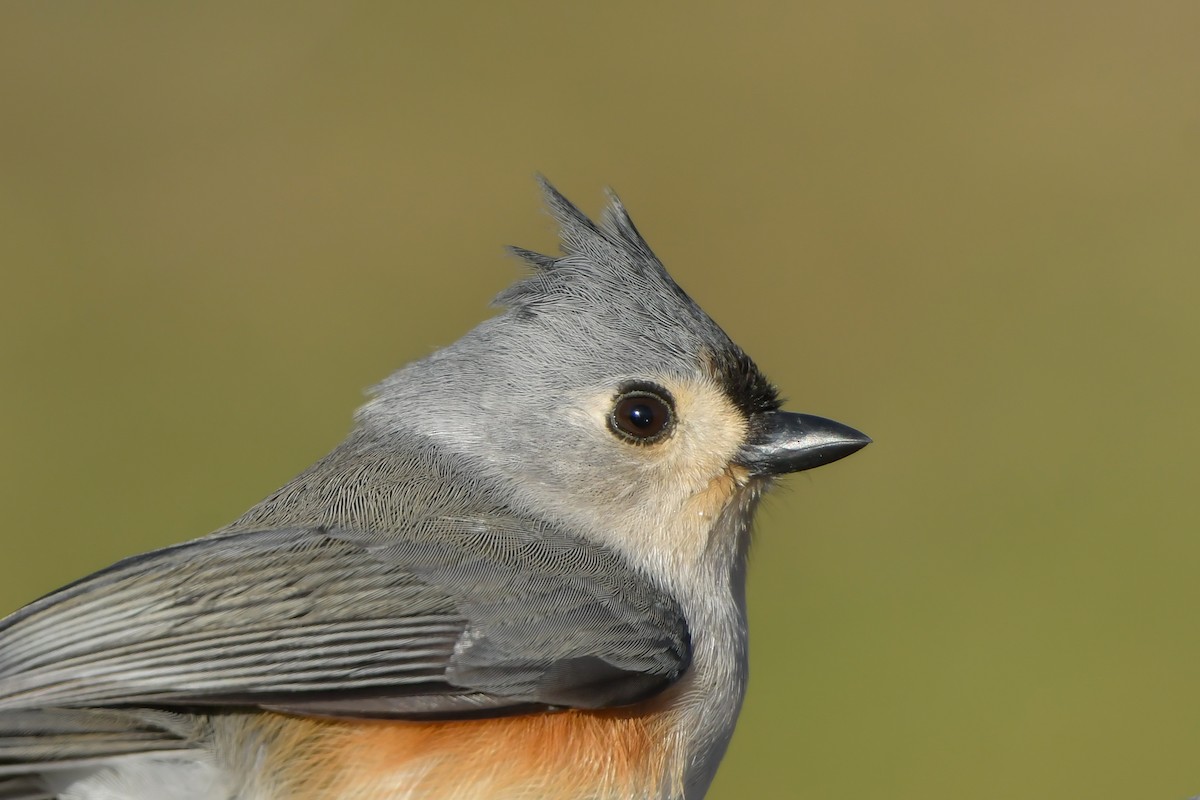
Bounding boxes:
[600,188,653,258]
[496,177,669,310]
[378,177,780,426]
[534,174,608,257]
[506,177,659,268]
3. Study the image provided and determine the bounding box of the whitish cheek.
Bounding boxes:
[682,464,751,522]
[665,388,747,490]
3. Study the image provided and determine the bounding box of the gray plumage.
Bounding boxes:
[0,178,868,800]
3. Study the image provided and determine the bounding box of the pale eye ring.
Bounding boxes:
[609,385,674,444]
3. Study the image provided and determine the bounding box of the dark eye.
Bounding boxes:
[609,386,674,443]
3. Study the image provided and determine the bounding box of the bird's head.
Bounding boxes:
[361,179,869,577]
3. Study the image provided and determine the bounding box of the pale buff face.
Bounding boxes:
[532,370,760,576]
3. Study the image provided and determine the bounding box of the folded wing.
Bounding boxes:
[0,518,689,720]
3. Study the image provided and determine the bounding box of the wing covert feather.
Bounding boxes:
[0,515,690,719]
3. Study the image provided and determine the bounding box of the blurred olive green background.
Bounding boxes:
[2,3,1198,798]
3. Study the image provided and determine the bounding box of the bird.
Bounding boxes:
[0,178,869,800]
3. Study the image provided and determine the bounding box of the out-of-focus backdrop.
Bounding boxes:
[2,4,1197,798]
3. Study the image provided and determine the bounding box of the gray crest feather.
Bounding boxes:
[485,177,780,416]
[599,187,654,257]
[506,246,557,273]
[533,174,609,257]
[507,178,657,276]
[494,177,688,313]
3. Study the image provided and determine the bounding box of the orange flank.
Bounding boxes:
[251,704,678,800]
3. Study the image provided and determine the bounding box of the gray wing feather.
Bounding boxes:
[0,708,202,781]
[0,531,462,711]
[0,519,689,719]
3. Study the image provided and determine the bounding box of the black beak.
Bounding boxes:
[737,411,871,476]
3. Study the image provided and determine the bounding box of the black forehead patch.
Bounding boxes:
[707,347,781,417]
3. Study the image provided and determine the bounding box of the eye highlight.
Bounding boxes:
[609,385,674,444]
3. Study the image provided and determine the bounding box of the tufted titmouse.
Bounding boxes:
[0,179,869,800]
